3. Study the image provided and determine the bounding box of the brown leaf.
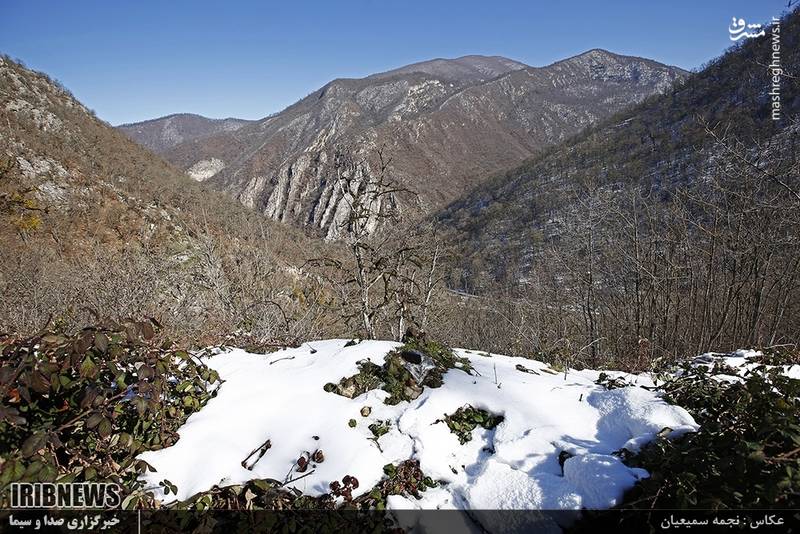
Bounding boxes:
[97,417,112,439]
[94,333,109,353]
[296,455,308,472]
[21,433,46,457]
[29,371,50,394]
[86,412,104,429]
[73,330,94,354]
[139,322,155,340]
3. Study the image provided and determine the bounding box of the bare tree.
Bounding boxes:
[305,144,450,341]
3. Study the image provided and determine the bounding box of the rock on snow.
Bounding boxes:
[138,340,697,511]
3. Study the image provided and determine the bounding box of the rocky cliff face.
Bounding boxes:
[124,52,687,239]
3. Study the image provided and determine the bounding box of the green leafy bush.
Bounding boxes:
[368,420,391,439]
[751,346,800,367]
[570,357,800,532]
[623,363,800,509]
[324,339,472,405]
[374,460,438,504]
[170,459,434,514]
[0,320,221,508]
[440,405,504,444]
[575,361,800,532]
[595,372,636,390]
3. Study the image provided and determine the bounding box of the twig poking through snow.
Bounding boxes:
[515,364,540,375]
[241,438,272,470]
[280,469,316,487]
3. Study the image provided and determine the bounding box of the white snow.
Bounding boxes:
[690,349,800,381]
[138,340,698,513]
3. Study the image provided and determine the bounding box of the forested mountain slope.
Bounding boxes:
[437,9,800,361]
[0,56,328,343]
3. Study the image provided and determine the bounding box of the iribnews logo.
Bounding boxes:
[10,483,122,509]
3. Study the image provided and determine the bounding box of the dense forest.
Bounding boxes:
[436,9,800,367]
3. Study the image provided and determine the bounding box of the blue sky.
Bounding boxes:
[0,0,791,125]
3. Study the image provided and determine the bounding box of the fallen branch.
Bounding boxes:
[269,356,295,365]
[280,469,316,487]
[515,364,540,375]
[241,438,272,470]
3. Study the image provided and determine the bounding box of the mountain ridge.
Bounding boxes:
[364,54,529,84]
[121,50,686,238]
[118,113,253,154]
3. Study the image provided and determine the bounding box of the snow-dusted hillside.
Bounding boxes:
[139,340,697,514]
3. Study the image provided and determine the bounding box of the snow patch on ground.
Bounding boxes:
[138,340,698,511]
[691,349,800,381]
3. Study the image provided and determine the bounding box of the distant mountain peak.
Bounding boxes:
[367,54,528,84]
[555,48,689,75]
[117,112,244,128]
[576,48,619,59]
